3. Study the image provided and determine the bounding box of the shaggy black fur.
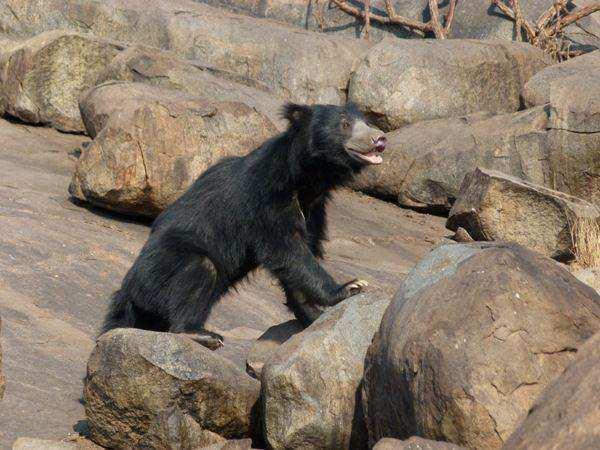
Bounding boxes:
[101,102,385,347]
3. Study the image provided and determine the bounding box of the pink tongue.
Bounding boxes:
[362,151,383,164]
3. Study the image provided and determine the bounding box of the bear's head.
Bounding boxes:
[283,102,386,176]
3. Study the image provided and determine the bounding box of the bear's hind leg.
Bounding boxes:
[166,255,226,350]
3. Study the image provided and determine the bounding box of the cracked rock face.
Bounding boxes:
[69,81,277,216]
[363,242,600,449]
[0,30,122,133]
[503,332,600,450]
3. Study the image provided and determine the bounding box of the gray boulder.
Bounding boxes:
[373,437,465,449]
[363,242,600,448]
[348,39,549,130]
[262,293,390,450]
[84,329,261,449]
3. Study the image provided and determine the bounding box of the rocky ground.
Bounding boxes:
[0,0,599,449]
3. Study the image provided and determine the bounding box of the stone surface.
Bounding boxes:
[199,439,253,450]
[245,320,303,379]
[0,116,448,447]
[95,44,287,131]
[12,437,103,450]
[0,0,371,104]
[0,315,4,402]
[70,81,278,216]
[373,437,465,450]
[351,107,551,210]
[523,51,600,107]
[84,328,261,448]
[447,168,600,260]
[363,242,600,449]
[0,29,123,132]
[262,293,390,450]
[503,332,600,450]
[348,39,549,130]
[572,268,600,294]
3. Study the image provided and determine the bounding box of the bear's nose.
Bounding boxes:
[372,136,387,152]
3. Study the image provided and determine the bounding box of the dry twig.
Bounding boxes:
[491,0,600,59]
[330,0,458,39]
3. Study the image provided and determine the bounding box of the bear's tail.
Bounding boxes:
[99,289,137,336]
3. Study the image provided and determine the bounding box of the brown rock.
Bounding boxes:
[0,30,122,133]
[84,328,260,449]
[0,315,4,402]
[523,51,600,107]
[348,39,549,131]
[262,293,390,450]
[363,242,600,449]
[199,438,254,450]
[503,332,600,450]
[245,320,303,379]
[0,0,371,105]
[447,168,600,260]
[95,45,287,131]
[70,81,277,216]
[373,437,465,450]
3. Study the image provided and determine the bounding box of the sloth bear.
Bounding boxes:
[102,102,386,349]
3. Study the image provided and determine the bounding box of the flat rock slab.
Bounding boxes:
[0,118,448,447]
[447,167,600,260]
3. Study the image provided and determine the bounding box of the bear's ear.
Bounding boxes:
[282,103,312,127]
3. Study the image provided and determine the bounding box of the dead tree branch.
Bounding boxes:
[330,0,458,39]
[491,0,600,59]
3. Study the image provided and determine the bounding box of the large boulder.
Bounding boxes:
[0,0,371,105]
[262,293,390,450]
[348,39,549,130]
[351,107,551,210]
[447,168,600,260]
[12,437,103,450]
[523,51,600,107]
[373,437,464,450]
[84,328,261,449]
[95,45,287,131]
[503,332,600,449]
[363,242,600,449]
[0,30,123,133]
[70,81,277,216]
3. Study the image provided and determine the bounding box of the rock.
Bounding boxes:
[503,332,600,450]
[0,315,4,401]
[447,168,600,260]
[12,437,103,450]
[373,437,465,450]
[0,0,371,105]
[245,320,303,379]
[348,39,549,130]
[84,328,260,449]
[199,439,254,450]
[523,51,600,107]
[95,45,287,131]
[351,107,550,210]
[363,242,600,449]
[0,30,123,133]
[572,268,600,294]
[262,293,390,450]
[544,69,600,206]
[70,81,277,216]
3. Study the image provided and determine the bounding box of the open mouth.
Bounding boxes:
[345,136,386,165]
[346,149,384,165]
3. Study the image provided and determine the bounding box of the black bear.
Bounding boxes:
[101,102,386,349]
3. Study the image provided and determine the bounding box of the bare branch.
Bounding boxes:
[549,3,600,36]
[363,0,372,38]
[444,0,458,34]
[428,0,446,38]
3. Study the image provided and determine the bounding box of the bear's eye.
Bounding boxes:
[341,119,351,129]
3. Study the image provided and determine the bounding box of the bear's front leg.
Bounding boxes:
[261,239,368,313]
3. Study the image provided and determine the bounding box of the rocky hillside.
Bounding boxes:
[0,0,599,449]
